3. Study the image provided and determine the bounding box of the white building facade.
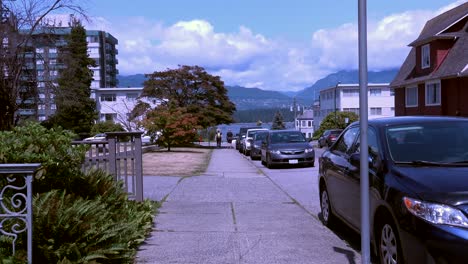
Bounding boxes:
[295,109,314,139]
[313,83,394,131]
[92,87,161,131]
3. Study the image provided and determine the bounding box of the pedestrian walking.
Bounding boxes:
[216,129,222,148]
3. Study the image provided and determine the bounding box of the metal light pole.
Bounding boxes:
[358,0,370,263]
[334,82,340,127]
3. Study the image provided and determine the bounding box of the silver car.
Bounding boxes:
[260,130,315,168]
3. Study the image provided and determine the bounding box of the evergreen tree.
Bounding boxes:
[51,21,97,135]
[271,111,286,130]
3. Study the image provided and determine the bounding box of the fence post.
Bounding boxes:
[107,134,117,180]
[0,163,41,264]
[134,133,143,202]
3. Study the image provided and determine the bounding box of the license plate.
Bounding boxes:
[289,159,298,164]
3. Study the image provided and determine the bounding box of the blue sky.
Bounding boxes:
[82,0,466,91]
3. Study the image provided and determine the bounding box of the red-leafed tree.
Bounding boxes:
[142,102,200,151]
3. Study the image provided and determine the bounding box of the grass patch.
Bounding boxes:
[143,147,213,176]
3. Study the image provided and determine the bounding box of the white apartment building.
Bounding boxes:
[313,83,394,131]
[92,87,161,131]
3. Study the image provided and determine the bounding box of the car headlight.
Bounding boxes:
[305,148,314,153]
[269,149,281,154]
[403,197,468,228]
[246,142,251,147]
[254,144,260,148]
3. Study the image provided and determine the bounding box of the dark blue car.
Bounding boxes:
[318,116,468,264]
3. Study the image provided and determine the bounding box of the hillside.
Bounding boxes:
[116,68,398,110]
[295,69,398,104]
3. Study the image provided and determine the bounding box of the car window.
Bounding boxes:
[332,127,359,154]
[351,128,380,166]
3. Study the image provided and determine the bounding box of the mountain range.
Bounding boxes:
[117,68,398,110]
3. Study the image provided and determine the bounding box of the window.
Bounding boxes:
[421,44,430,69]
[390,88,395,96]
[49,48,57,54]
[343,108,360,116]
[343,89,359,97]
[405,86,418,107]
[126,93,138,100]
[87,36,99,43]
[370,88,381,96]
[370,107,382,115]
[308,121,312,127]
[333,127,359,153]
[425,81,441,106]
[100,94,116,102]
[301,120,306,127]
[36,48,44,53]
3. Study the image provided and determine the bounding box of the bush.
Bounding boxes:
[91,121,125,135]
[0,123,158,263]
[313,111,359,139]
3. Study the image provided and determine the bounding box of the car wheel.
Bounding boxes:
[320,185,335,227]
[261,155,266,165]
[377,215,402,264]
[318,141,322,148]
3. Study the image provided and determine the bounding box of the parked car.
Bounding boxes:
[242,128,269,156]
[83,133,107,141]
[317,129,343,148]
[260,130,315,168]
[249,131,269,160]
[318,116,468,263]
[236,126,262,152]
[142,135,151,145]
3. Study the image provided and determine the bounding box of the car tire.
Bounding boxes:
[376,213,403,264]
[320,185,335,227]
[261,157,266,166]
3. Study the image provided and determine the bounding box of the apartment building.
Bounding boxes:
[18,25,118,121]
[313,83,394,131]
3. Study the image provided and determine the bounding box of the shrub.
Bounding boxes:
[313,111,359,139]
[91,121,125,135]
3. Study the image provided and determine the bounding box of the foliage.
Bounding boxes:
[0,0,87,131]
[271,111,286,130]
[0,123,158,263]
[0,122,87,193]
[142,102,200,151]
[313,111,359,139]
[91,121,125,135]
[50,21,97,135]
[142,65,236,128]
[33,189,156,263]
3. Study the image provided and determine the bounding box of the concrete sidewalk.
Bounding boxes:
[136,148,360,264]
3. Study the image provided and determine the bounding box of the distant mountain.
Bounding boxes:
[117,69,398,110]
[227,86,293,110]
[117,74,147,87]
[295,69,399,105]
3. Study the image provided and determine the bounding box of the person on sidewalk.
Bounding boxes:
[216,129,222,148]
[226,129,233,148]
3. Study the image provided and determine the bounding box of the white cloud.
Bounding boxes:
[85,1,463,92]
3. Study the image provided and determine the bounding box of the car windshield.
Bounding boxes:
[254,132,267,141]
[385,121,468,163]
[270,132,306,144]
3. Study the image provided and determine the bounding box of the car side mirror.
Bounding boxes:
[350,152,380,169]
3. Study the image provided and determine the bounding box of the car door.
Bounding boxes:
[343,127,382,229]
[324,126,359,221]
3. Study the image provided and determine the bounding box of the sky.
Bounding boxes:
[78,0,466,91]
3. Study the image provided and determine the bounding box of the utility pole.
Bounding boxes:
[334,82,340,127]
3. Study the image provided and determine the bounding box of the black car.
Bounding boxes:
[250,131,268,160]
[318,116,468,263]
[260,130,315,168]
[317,129,343,148]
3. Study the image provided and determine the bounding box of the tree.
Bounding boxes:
[50,21,97,135]
[313,111,359,138]
[271,111,286,130]
[91,121,125,135]
[0,0,87,131]
[141,102,200,151]
[141,65,236,129]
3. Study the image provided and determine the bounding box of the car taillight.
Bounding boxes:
[329,135,336,140]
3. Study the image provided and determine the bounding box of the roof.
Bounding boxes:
[350,116,468,127]
[409,3,468,46]
[297,110,314,120]
[391,3,468,88]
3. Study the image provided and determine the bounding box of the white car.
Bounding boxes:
[142,135,151,145]
[243,128,269,155]
[83,133,107,141]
